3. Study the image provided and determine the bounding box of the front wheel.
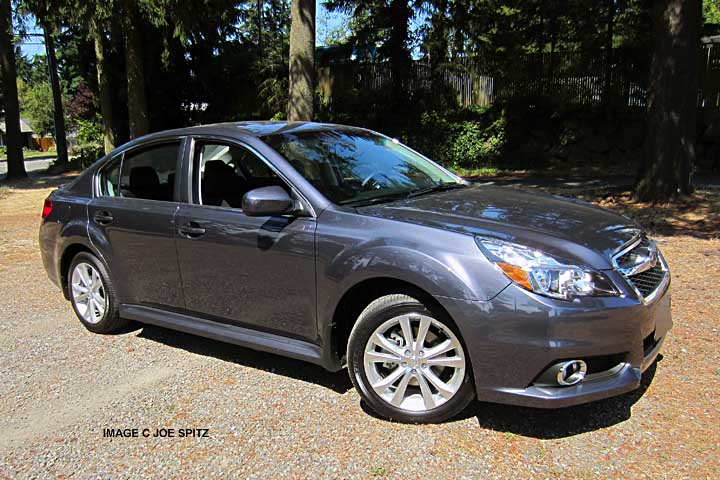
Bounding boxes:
[347,294,475,423]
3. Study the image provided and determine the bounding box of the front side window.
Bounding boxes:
[98,157,121,197]
[195,142,285,208]
[262,129,461,205]
[119,142,180,201]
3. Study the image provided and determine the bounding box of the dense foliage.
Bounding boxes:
[0,0,717,196]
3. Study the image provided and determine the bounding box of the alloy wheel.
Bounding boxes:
[363,313,466,412]
[71,262,107,324]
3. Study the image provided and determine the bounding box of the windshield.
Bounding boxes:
[263,129,462,205]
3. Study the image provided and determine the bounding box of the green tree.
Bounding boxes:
[704,0,720,24]
[21,0,70,168]
[325,0,418,131]
[0,0,26,179]
[21,80,55,136]
[51,0,117,153]
[90,16,115,153]
[122,0,149,137]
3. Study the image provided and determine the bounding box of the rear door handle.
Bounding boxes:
[179,223,206,238]
[94,211,114,225]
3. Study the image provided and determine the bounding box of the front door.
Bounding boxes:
[88,140,185,309]
[175,139,317,341]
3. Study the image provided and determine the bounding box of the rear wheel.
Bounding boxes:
[68,252,127,333]
[347,294,475,423]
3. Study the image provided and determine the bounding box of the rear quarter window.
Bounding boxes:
[98,157,121,197]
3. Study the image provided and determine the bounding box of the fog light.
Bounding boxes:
[557,360,587,386]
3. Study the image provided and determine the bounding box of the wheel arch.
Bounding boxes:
[329,276,456,369]
[59,244,95,300]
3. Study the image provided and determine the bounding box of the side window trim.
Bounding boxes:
[189,136,316,217]
[95,137,186,203]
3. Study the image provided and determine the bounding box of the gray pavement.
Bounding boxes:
[0,157,56,179]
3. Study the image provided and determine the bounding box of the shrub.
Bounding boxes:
[70,116,105,169]
[402,107,506,170]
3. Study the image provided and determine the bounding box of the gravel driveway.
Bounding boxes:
[0,174,718,478]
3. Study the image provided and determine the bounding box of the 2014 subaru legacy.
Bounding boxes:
[39,122,671,423]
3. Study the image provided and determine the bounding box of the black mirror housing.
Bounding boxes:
[242,186,293,216]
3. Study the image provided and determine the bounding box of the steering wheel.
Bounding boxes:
[361,171,381,188]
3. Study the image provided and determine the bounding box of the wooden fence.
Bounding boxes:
[318,44,720,113]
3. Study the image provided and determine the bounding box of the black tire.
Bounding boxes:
[68,252,127,333]
[347,294,475,423]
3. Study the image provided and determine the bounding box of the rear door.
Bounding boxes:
[174,138,317,341]
[88,139,186,309]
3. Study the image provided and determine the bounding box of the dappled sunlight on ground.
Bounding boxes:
[590,189,719,240]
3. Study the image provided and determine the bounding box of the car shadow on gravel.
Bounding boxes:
[136,325,353,394]
[464,359,660,439]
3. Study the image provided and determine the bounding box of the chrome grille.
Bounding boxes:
[627,263,665,298]
[613,235,668,301]
[615,237,650,268]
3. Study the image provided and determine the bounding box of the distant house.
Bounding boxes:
[0,118,55,151]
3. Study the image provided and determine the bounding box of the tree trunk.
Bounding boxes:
[548,2,560,87]
[0,0,26,179]
[90,18,115,154]
[602,0,615,106]
[636,0,701,201]
[123,0,149,138]
[42,23,69,168]
[288,0,315,121]
[387,0,412,105]
[257,0,263,54]
[428,0,448,93]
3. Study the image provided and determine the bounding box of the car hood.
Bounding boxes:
[356,185,640,270]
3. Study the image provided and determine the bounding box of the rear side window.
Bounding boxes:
[119,142,180,201]
[99,157,121,197]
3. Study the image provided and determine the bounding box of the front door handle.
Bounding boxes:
[179,223,206,238]
[94,211,114,225]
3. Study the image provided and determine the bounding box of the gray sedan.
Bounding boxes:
[39,122,671,423]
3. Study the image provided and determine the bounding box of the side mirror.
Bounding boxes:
[242,186,293,216]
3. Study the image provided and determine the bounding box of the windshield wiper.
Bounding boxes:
[340,193,408,207]
[406,182,467,198]
[341,182,467,207]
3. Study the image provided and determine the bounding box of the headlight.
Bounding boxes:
[476,237,619,300]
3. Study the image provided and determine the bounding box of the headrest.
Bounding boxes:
[204,160,234,177]
[129,166,160,189]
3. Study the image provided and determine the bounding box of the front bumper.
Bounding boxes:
[437,277,672,408]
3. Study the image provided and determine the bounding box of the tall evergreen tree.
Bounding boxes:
[288,0,315,121]
[42,22,69,167]
[22,0,69,168]
[636,0,702,201]
[0,0,27,179]
[122,0,149,137]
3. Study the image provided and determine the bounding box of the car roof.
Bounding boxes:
[133,121,366,143]
[102,121,377,161]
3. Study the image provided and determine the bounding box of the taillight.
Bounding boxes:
[41,198,53,219]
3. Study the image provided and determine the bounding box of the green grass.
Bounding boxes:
[451,166,500,177]
[0,150,57,161]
